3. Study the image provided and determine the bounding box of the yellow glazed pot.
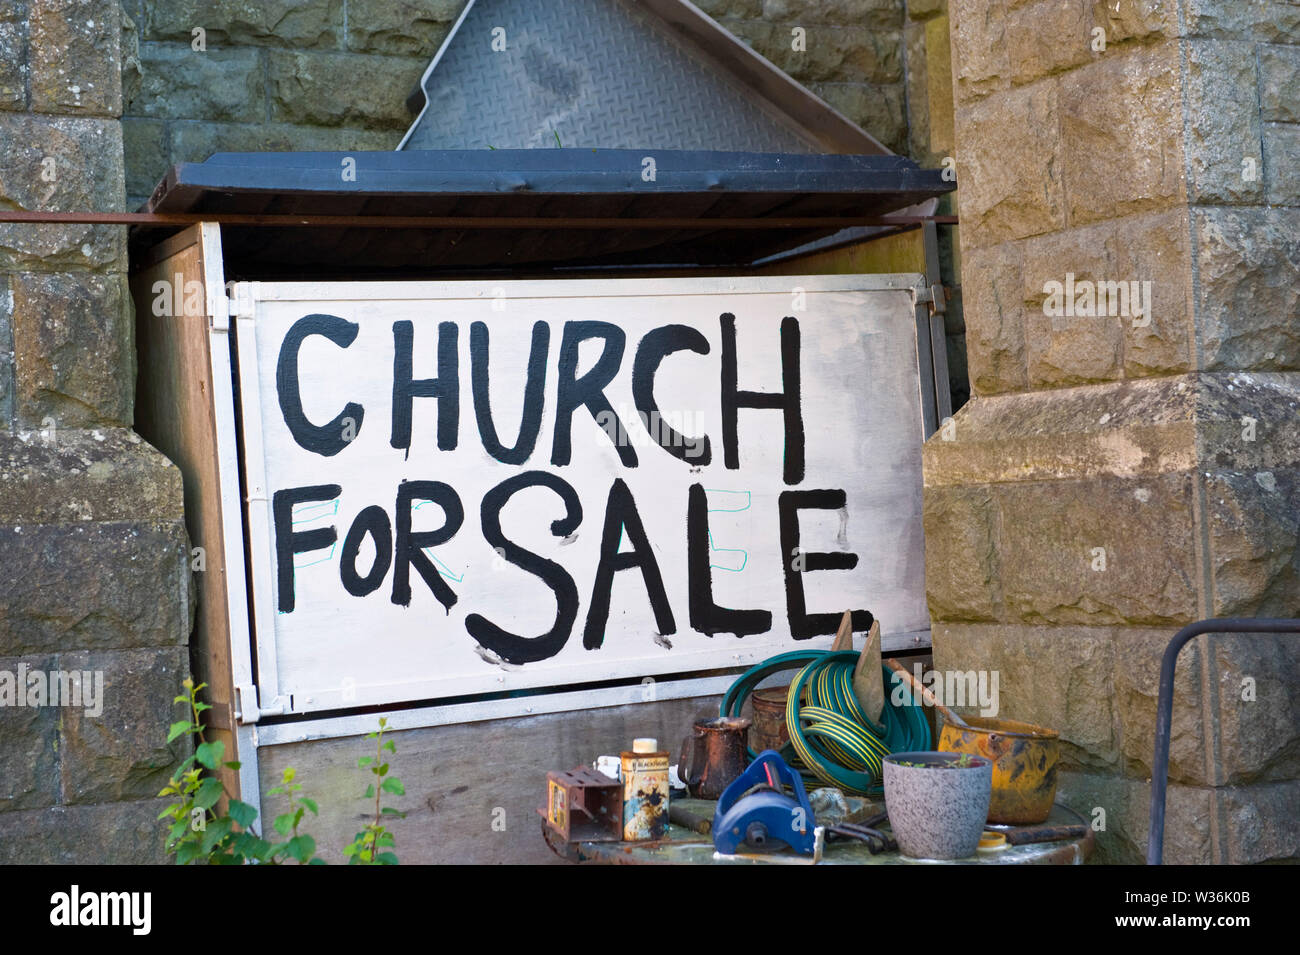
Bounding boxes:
[938,715,1059,825]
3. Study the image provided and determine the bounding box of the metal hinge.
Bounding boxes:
[233,684,290,724]
[914,283,947,316]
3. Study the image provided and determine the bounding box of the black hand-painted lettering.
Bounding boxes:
[778,489,871,639]
[552,321,637,468]
[465,471,583,664]
[276,315,364,457]
[392,480,464,611]
[272,484,341,613]
[583,478,674,649]
[391,320,459,454]
[720,313,804,484]
[632,325,712,465]
[470,320,549,465]
[340,504,393,597]
[687,484,771,637]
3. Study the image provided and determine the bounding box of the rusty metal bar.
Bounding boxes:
[0,210,959,229]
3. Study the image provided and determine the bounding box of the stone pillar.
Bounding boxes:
[0,0,191,863]
[929,0,1300,862]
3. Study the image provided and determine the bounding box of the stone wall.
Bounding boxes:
[930,0,1300,862]
[0,0,191,864]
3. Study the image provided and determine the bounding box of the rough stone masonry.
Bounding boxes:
[930,0,1300,863]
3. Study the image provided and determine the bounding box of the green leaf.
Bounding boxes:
[287,834,316,863]
[380,806,404,817]
[273,813,294,837]
[308,857,328,865]
[376,832,395,847]
[176,842,202,865]
[223,760,242,771]
[382,740,396,753]
[228,799,258,829]
[377,763,389,777]
[381,778,404,795]
[195,740,224,770]
[167,721,194,743]
[358,756,373,767]
[193,777,224,811]
[300,797,318,815]
[200,818,233,855]
[377,851,399,865]
[363,784,375,798]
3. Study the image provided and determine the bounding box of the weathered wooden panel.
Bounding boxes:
[129,225,242,797]
[257,695,720,864]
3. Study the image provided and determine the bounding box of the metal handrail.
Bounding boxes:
[1148,617,1300,865]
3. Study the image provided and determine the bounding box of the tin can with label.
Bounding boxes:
[621,738,669,840]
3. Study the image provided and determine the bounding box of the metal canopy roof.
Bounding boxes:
[400,0,888,155]
[139,148,952,278]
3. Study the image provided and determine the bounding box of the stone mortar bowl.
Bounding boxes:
[883,751,993,860]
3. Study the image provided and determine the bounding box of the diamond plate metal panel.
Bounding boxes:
[402,0,816,152]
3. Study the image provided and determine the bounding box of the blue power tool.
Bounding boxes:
[712,750,816,855]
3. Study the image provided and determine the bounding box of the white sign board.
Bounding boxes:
[232,276,930,715]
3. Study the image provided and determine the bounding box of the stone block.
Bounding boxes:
[931,623,1120,771]
[1116,208,1194,378]
[0,799,173,864]
[0,274,11,427]
[0,114,126,271]
[760,0,903,27]
[953,81,1064,247]
[1183,40,1264,205]
[0,520,190,655]
[130,43,263,122]
[995,472,1198,627]
[29,0,122,116]
[1026,311,1123,388]
[1263,123,1300,207]
[695,0,764,16]
[1195,372,1300,474]
[346,0,466,56]
[1055,768,1213,864]
[1020,220,1124,388]
[267,51,426,130]
[0,2,27,111]
[1205,468,1300,619]
[0,427,183,525]
[169,121,398,164]
[1259,44,1300,122]
[949,0,1009,102]
[1109,629,1208,784]
[1211,631,1300,786]
[1007,0,1093,85]
[0,654,59,813]
[11,271,133,428]
[122,117,168,201]
[922,376,1199,488]
[743,22,903,84]
[959,241,1028,393]
[1181,0,1300,44]
[923,486,1000,621]
[1059,46,1185,227]
[144,0,344,50]
[1088,0,1172,45]
[1220,779,1300,863]
[60,647,190,805]
[807,82,906,153]
[1194,207,1300,372]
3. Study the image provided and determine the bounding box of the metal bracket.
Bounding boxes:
[913,282,947,316]
[234,684,290,724]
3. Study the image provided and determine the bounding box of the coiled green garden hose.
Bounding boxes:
[720,650,931,795]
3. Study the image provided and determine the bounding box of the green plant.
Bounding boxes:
[267,767,324,864]
[344,717,406,865]
[158,679,272,864]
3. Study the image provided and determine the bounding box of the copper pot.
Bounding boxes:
[678,716,751,800]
